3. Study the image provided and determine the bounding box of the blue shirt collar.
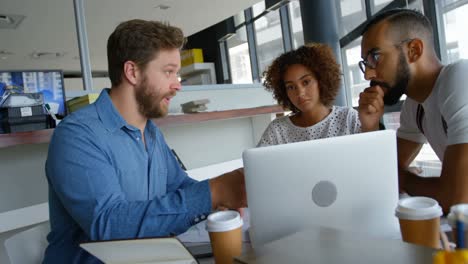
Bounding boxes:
[95,88,129,132]
[95,88,158,133]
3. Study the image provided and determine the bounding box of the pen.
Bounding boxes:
[440,230,452,251]
[457,212,465,249]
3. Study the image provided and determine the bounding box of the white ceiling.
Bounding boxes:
[0,0,261,73]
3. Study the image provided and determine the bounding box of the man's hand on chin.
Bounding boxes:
[358,85,385,132]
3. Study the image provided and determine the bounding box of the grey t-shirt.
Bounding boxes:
[397,59,468,160]
[257,105,361,147]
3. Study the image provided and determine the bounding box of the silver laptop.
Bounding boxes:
[243,130,400,248]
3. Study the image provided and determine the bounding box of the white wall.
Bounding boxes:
[160,83,276,168]
[0,144,49,213]
[168,84,276,113]
[161,113,274,169]
[64,77,109,93]
[63,82,277,114]
[0,144,49,264]
[1,223,45,264]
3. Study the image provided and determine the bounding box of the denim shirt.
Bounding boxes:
[43,89,212,263]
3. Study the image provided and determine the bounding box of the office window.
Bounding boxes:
[439,1,468,63]
[440,0,464,5]
[371,0,392,14]
[254,9,285,76]
[341,37,366,106]
[219,42,230,82]
[371,0,422,14]
[288,0,304,49]
[227,27,253,84]
[382,112,440,173]
[337,0,366,37]
[252,1,266,17]
[221,1,302,84]
[233,11,245,26]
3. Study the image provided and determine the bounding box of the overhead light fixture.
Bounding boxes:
[0,15,13,24]
[30,52,66,60]
[0,50,14,60]
[0,14,25,29]
[155,4,170,10]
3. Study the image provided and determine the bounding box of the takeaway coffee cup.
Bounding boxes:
[395,196,443,248]
[447,204,468,248]
[206,210,243,264]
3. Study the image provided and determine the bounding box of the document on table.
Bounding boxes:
[178,209,250,243]
[80,237,197,264]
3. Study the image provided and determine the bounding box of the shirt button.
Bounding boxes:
[194,217,200,222]
[136,137,140,140]
[200,215,206,220]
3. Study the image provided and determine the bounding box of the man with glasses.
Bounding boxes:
[358,9,468,213]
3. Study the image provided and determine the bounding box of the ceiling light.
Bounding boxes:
[0,50,13,55]
[0,50,13,60]
[155,4,170,10]
[0,15,13,24]
[0,14,25,29]
[30,52,66,60]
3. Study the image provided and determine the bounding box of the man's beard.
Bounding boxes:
[371,50,410,106]
[135,76,170,119]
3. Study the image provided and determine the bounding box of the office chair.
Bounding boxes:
[4,221,49,264]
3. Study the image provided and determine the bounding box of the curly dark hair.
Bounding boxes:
[262,43,341,112]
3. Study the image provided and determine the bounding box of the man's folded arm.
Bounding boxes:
[46,125,211,241]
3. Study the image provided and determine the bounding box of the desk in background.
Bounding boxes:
[234,226,435,264]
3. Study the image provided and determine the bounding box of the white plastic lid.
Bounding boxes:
[395,196,442,220]
[206,210,243,232]
[447,204,468,226]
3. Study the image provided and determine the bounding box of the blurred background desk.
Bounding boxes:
[234,226,435,264]
[195,243,252,264]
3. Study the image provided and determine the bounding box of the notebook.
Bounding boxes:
[242,130,400,248]
[80,237,196,264]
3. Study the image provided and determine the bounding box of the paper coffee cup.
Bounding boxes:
[395,196,443,248]
[206,210,243,264]
[447,204,468,247]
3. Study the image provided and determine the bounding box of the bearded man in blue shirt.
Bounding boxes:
[43,19,246,263]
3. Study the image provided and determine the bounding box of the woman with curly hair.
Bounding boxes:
[257,43,361,147]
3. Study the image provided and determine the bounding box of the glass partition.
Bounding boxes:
[439,0,468,63]
[288,0,304,48]
[337,0,367,37]
[227,27,253,84]
[254,9,284,75]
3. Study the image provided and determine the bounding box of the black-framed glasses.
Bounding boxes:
[358,49,381,74]
[358,38,415,74]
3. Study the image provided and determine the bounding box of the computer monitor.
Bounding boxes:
[0,70,67,116]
